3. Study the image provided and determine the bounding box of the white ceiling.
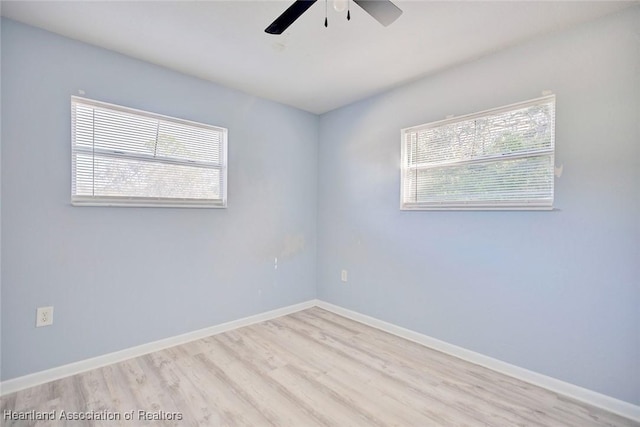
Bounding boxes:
[1,1,635,114]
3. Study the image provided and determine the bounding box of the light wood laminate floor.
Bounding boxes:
[2,307,637,426]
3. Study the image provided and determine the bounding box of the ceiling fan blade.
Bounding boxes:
[265,0,318,34]
[353,0,402,27]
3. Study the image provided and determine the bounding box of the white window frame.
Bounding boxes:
[71,96,227,208]
[400,95,555,211]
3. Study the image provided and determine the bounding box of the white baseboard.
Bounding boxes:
[315,300,640,423]
[0,300,316,396]
[3,298,638,423]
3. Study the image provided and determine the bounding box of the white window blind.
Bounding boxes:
[401,95,555,210]
[71,97,227,207]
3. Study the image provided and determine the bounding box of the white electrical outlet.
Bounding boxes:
[341,269,348,282]
[36,306,54,327]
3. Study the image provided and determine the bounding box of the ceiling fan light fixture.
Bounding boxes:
[265,0,402,34]
[333,0,348,13]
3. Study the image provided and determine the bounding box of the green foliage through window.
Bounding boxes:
[401,95,555,210]
[71,97,227,207]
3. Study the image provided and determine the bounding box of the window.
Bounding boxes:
[401,95,555,210]
[71,97,227,207]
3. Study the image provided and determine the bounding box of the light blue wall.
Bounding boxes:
[0,16,4,378]
[1,19,318,380]
[2,7,639,407]
[317,8,639,405]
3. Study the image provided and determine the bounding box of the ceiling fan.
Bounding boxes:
[265,0,403,35]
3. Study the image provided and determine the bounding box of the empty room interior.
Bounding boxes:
[1,0,639,425]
